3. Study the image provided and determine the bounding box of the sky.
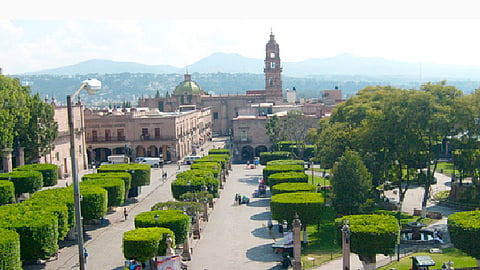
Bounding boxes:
[2,0,480,74]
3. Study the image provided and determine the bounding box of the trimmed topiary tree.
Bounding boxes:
[82,178,125,207]
[0,203,59,261]
[123,227,175,263]
[0,180,15,205]
[79,184,108,221]
[21,199,69,241]
[0,228,22,270]
[31,187,75,228]
[335,214,399,270]
[0,171,43,196]
[267,159,305,166]
[263,164,305,185]
[15,163,58,187]
[195,155,228,170]
[268,172,308,186]
[190,162,221,178]
[448,210,480,262]
[151,201,204,217]
[271,182,317,195]
[82,172,132,200]
[208,149,231,156]
[171,170,219,200]
[259,151,291,165]
[270,192,323,225]
[97,163,150,188]
[134,210,189,244]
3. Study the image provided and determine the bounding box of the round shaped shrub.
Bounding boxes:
[0,171,43,194]
[267,159,305,166]
[0,204,58,261]
[270,192,323,225]
[15,163,58,186]
[0,228,22,270]
[123,227,175,262]
[268,172,308,186]
[171,170,219,200]
[448,210,480,259]
[97,163,150,187]
[271,182,317,195]
[0,180,15,205]
[82,172,131,199]
[31,187,74,228]
[82,178,125,207]
[335,214,399,259]
[134,210,189,244]
[79,184,108,221]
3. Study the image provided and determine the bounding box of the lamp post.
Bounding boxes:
[341,219,351,270]
[154,214,159,225]
[68,78,101,270]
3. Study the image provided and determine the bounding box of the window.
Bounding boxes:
[241,129,248,141]
[270,52,275,58]
[213,112,219,120]
[142,128,149,140]
[117,129,125,141]
[270,62,275,68]
[105,130,111,141]
[92,130,98,142]
[155,128,160,139]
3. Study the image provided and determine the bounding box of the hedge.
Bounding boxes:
[0,203,58,261]
[171,170,219,200]
[151,201,204,217]
[123,227,175,262]
[97,163,150,188]
[0,171,43,195]
[134,210,189,244]
[79,184,108,221]
[259,151,291,165]
[15,163,58,187]
[267,159,305,166]
[190,162,221,178]
[270,192,323,225]
[31,187,75,228]
[22,199,70,241]
[271,182,317,195]
[0,228,22,270]
[82,178,125,207]
[267,172,308,186]
[82,172,132,200]
[195,155,229,170]
[335,215,399,259]
[263,164,306,185]
[448,210,480,259]
[208,149,231,156]
[0,180,15,205]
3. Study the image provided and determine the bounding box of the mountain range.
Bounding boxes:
[25,53,480,80]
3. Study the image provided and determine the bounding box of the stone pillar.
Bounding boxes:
[203,201,209,222]
[342,220,351,270]
[16,147,25,167]
[165,234,175,256]
[292,214,303,270]
[181,236,191,261]
[2,149,13,172]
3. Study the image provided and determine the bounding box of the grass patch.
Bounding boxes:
[301,223,341,269]
[377,248,478,270]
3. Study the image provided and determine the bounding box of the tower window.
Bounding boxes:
[270,52,275,58]
[269,77,273,86]
[213,112,219,120]
[270,62,275,68]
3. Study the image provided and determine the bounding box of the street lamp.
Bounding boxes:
[154,214,159,225]
[68,78,101,270]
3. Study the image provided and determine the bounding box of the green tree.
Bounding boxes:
[331,150,373,215]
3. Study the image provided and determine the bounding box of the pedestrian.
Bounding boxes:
[83,247,88,263]
[268,218,273,231]
[237,194,242,205]
[123,208,128,221]
[234,193,239,205]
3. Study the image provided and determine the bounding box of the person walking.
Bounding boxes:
[268,219,273,231]
[83,248,88,263]
[123,208,128,221]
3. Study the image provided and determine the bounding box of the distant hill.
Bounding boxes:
[24,53,480,80]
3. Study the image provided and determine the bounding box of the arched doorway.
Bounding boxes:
[95,148,111,163]
[255,145,268,158]
[136,146,146,157]
[241,145,254,162]
[148,145,158,157]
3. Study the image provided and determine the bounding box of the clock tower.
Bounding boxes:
[264,30,283,104]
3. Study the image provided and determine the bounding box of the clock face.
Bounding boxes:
[270,52,275,58]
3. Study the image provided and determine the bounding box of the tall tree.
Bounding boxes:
[330,149,373,215]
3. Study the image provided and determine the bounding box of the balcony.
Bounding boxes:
[87,136,127,143]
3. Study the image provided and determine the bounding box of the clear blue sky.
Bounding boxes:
[2,0,480,74]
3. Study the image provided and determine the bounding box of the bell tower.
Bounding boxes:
[264,30,283,104]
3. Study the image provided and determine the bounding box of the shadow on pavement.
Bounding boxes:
[250,211,271,221]
[246,243,282,262]
[251,226,273,239]
[238,176,262,186]
[247,198,270,207]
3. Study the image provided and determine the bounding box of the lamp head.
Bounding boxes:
[82,79,102,95]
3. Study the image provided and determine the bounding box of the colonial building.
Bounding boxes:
[83,106,212,163]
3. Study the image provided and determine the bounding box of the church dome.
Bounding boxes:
[173,73,203,96]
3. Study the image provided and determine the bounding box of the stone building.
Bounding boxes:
[83,106,212,163]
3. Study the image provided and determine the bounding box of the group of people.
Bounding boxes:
[234,193,249,205]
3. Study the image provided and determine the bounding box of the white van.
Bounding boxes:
[101,155,130,165]
[183,155,201,165]
[136,157,163,168]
